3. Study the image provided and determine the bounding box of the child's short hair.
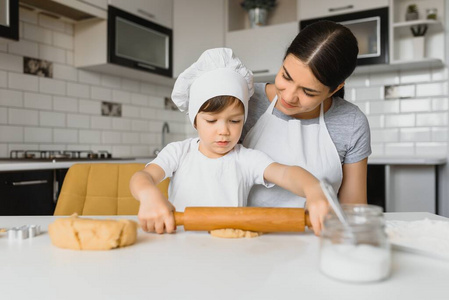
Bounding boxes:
[194,96,244,126]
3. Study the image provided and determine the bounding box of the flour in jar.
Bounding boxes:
[320,243,391,282]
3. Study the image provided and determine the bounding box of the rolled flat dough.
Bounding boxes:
[210,228,262,238]
[48,215,138,250]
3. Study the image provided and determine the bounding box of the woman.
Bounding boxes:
[241,20,371,209]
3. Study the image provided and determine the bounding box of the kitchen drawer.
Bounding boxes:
[0,170,55,215]
[299,0,388,20]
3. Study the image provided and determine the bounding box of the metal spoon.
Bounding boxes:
[320,180,356,242]
[320,180,349,225]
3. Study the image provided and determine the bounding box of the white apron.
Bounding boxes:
[243,96,342,207]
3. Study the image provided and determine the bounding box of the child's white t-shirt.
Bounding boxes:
[149,137,274,211]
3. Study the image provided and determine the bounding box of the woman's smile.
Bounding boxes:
[279,97,297,109]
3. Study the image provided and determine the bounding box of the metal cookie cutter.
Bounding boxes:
[8,225,41,240]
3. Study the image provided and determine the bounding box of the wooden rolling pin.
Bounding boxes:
[173,207,312,233]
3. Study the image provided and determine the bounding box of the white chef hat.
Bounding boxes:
[171,48,254,126]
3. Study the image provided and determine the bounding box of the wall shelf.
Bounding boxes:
[354,58,444,74]
[390,0,445,63]
[393,19,441,28]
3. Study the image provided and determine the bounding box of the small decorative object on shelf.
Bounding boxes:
[241,0,277,28]
[410,24,428,37]
[410,24,428,59]
[406,4,419,21]
[426,8,438,20]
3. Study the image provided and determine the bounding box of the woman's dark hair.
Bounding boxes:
[194,95,243,126]
[285,20,358,98]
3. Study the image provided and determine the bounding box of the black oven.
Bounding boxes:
[300,7,389,66]
[108,5,172,77]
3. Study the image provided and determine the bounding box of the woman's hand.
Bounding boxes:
[138,194,176,234]
[304,182,329,236]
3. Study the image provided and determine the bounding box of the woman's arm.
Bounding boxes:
[338,158,368,204]
[130,164,175,233]
[263,163,328,235]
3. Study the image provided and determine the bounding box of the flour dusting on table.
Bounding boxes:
[386,218,449,260]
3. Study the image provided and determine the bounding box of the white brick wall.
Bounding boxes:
[0,89,22,107]
[0,107,6,123]
[4,9,447,160]
[39,111,65,127]
[24,92,52,110]
[67,114,90,129]
[0,70,7,87]
[54,128,78,143]
[9,108,38,125]
[8,73,38,91]
[24,127,52,143]
[347,65,449,158]
[53,96,78,112]
[102,131,121,144]
[0,8,184,158]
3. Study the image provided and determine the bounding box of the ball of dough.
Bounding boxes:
[49,215,138,250]
[210,228,262,238]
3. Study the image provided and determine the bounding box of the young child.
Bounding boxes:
[130,48,329,236]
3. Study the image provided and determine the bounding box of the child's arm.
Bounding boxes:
[263,163,329,236]
[129,164,176,234]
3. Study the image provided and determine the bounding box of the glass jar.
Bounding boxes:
[426,8,437,20]
[319,204,391,283]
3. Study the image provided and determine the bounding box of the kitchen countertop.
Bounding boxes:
[368,156,446,165]
[0,158,155,171]
[1,212,448,300]
[0,155,446,172]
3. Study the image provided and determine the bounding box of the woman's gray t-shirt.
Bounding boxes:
[241,83,372,164]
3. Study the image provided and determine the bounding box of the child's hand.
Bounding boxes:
[138,195,176,234]
[304,183,330,236]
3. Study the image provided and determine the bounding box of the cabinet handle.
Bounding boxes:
[137,9,155,19]
[252,69,269,74]
[137,63,156,70]
[78,0,107,11]
[12,180,48,186]
[329,5,354,12]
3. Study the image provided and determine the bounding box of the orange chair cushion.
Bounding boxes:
[54,163,169,216]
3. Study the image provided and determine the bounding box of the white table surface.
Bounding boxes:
[1,212,448,300]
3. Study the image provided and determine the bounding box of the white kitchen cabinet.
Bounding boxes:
[108,0,173,28]
[227,0,297,31]
[21,0,107,20]
[79,0,108,10]
[74,18,175,86]
[173,0,225,78]
[390,0,445,66]
[226,22,298,80]
[298,0,389,20]
[386,165,437,213]
[225,0,299,80]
